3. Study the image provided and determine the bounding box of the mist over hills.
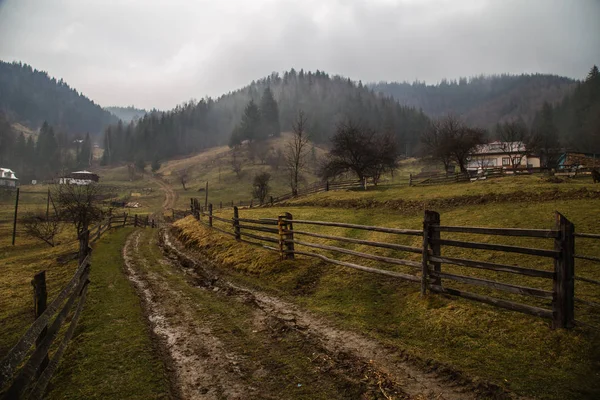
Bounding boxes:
[104,106,148,124]
[0,61,117,135]
[370,74,576,129]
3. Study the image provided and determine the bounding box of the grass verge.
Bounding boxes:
[174,199,600,399]
[46,228,171,399]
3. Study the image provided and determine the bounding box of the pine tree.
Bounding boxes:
[259,87,280,138]
[239,100,261,142]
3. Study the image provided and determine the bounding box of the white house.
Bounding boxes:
[58,170,100,185]
[0,168,19,188]
[467,141,540,171]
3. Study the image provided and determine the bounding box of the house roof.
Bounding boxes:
[0,168,18,180]
[473,141,528,155]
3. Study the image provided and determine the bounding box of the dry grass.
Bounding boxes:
[174,197,600,399]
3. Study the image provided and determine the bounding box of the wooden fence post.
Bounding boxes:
[123,212,127,227]
[270,196,273,206]
[78,230,90,265]
[325,181,329,191]
[553,212,575,329]
[151,219,155,228]
[205,181,209,208]
[145,215,149,227]
[220,201,222,210]
[250,199,253,208]
[134,214,138,227]
[32,271,49,375]
[190,198,194,214]
[278,212,294,260]
[233,206,241,240]
[108,215,112,230]
[409,174,412,187]
[421,210,440,295]
[208,203,213,227]
[12,187,19,246]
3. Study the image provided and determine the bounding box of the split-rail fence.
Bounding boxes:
[187,199,599,330]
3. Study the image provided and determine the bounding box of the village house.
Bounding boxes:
[58,170,100,185]
[467,141,540,172]
[0,168,19,188]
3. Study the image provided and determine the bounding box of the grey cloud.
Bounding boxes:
[1,0,598,109]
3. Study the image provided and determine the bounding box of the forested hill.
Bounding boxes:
[105,106,148,123]
[101,69,430,164]
[0,61,117,134]
[370,74,576,129]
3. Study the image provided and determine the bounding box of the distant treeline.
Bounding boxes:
[0,61,117,135]
[99,69,431,165]
[370,74,575,130]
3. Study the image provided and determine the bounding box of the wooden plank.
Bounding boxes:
[574,232,600,239]
[290,239,421,268]
[240,231,279,244]
[210,214,232,223]
[430,271,553,299]
[234,217,278,226]
[428,255,554,279]
[433,238,559,258]
[0,256,90,388]
[574,254,600,263]
[4,267,90,398]
[28,282,90,399]
[574,297,600,309]
[429,285,553,319]
[575,275,600,286]
[291,230,422,254]
[239,238,279,252]
[284,219,422,236]
[238,224,279,234]
[434,225,559,238]
[292,249,421,283]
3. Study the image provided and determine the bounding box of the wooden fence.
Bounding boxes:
[187,200,600,330]
[0,214,154,399]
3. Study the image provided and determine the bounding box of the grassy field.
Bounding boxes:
[46,228,171,399]
[174,195,600,399]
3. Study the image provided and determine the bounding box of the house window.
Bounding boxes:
[502,157,511,166]
[513,157,521,165]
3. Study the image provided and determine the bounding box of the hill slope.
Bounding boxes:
[370,74,575,128]
[101,69,430,165]
[0,61,117,134]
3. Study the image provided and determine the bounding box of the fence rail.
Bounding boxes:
[0,212,155,399]
[187,199,600,330]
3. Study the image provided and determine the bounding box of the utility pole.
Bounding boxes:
[12,188,20,245]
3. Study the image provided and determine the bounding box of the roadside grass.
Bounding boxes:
[0,188,79,359]
[46,228,171,399]
[174,198,600,399]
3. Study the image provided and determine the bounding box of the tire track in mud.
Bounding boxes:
[123,231,248,399]
[160,230,510,400]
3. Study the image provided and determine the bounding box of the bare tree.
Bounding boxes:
[496,120,530,170]
[23,212,62,247]
[231,148,243,178]
[421,115,484,173]
[285,111,310,196]
[176,168,190,190]
[252,172,271,204]
[322,120,399,184]
[54,184,104,236]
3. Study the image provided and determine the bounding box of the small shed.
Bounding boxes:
[0,168,19,188]
[59,170,100,185]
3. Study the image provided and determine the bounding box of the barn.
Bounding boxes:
[58,170,100,185]
[0,168,19,188]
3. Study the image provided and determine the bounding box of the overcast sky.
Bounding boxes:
[1,0,599,110]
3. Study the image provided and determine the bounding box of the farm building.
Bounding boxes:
[0,168,19,187]
[558,152,599,169]
[467,141,540,171]
[58,170,100,185]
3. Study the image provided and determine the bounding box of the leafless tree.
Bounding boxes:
[421,115,484,173]
[496,120,530,170]
[22,212,62,247]
[54,184,104,236]
[252,172,271,204]
[231,148,243,179]
[285,111,310,195]
[266,148,285,171]
[321,120,399,184]
[176,168,190,190]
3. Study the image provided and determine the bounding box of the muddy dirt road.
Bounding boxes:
[121,227,487,400]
